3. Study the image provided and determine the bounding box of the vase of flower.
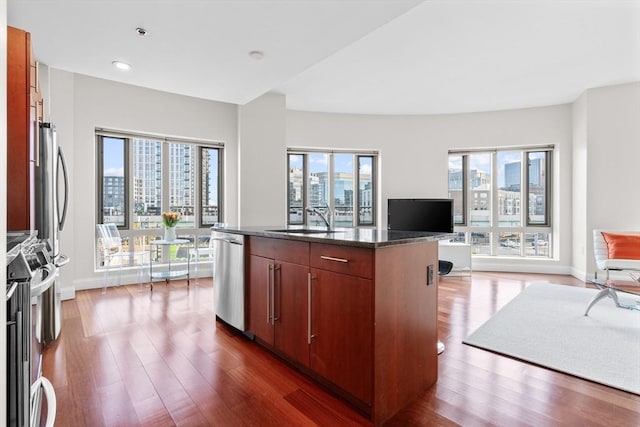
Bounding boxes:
[161,212,180,241]
[164,226,176,242]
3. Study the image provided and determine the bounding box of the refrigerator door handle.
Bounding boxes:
[54,253,70,268]
[57,146,69,231]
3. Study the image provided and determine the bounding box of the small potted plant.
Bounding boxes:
[161,212,180,241]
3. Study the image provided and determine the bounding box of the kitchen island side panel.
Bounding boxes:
[373,240,438,425]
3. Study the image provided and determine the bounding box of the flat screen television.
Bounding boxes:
[387,198,454,233]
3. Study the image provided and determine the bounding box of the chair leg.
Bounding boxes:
[136,253,148,292]
[102,257,111,294]
[584,288,609,316]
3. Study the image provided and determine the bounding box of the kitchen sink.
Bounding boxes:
[266,229,343,235]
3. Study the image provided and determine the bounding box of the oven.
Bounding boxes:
[6,231,57,427]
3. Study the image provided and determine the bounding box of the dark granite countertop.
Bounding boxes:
[211,225,453,249]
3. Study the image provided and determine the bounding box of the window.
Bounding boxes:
[448,146,553,258]
[96,129,223,269]
[287,149,378,227]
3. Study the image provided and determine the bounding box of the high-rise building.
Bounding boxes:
[504,161,521,190]
[103,176,125,216]
[129,139,197,216]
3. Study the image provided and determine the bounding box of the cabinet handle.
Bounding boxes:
[273,265,281,321]
[267,264,272,324]
[308,273,313,344]
[320,255,349,263]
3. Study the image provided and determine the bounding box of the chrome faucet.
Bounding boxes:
[305,206,333,230]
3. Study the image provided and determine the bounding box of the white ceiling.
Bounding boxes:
[7,0,640,115]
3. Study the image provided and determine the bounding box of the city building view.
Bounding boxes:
[288,167,373,227]
[448,152,550,257]
[102,138,220,229]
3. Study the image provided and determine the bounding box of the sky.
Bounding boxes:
[103,137,124,176]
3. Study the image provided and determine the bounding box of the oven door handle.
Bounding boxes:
[31,376,57,427]
[30,264,58,298]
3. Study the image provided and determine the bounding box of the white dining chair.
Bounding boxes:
[96,223,148,293]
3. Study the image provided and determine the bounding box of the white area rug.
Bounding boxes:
[463,282,640,394]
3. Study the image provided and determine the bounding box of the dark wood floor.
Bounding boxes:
[43,273,640,426]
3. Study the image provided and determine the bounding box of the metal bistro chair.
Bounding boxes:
[96,224,149,294]
[190,237,215,282]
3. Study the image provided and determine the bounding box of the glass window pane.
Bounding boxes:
[497,151,521,227]
[497,232,521,256]
[358,156,373,225]
[448,155,464,224]
[169,143,195,228]
[132,138,163,229]
[333,154,353,227]
[469,154,492,227]
[525,232,550,257]
[102,137,126,226]
[201,147,220,226]
[288,154,304,225]
[470,232,491,255]
[307,153,329,226]
[289,150,377,228]
[528,152,547,225]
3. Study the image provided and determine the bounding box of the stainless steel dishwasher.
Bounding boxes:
[211,230,246,331]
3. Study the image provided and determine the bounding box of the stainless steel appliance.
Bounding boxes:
[6,231,58,427]
[35,122,70,344]
[211,230,246,331]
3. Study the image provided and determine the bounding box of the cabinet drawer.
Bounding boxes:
[249,236,309,265]
[310,243,373,279]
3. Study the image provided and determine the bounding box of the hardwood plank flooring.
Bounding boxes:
[42,273,640,426]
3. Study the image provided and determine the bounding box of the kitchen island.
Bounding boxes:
[213,226,449,426]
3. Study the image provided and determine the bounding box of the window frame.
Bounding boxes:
[95,129,224,269]
[287,148,379,228]
[356,155,376,227]
[198,145,224,227]
[96,135,130,228]
[448,145,554,258]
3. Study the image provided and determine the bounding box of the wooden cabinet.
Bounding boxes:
[274,261,310,365]
[7,26,42,231]
[246,235,439,425]
[310,267,373,404]
[247,237,311,366]
[247,255,274,343]
[308,242,374,404]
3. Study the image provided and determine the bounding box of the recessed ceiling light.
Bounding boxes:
[112,60,132,71]
[249,50,264,60]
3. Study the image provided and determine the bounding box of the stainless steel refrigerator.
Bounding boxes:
[35,122,70,344]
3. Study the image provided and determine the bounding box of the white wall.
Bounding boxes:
[571,92,588,278]
[581,82,640,279]
[286,105,574,274]
[238,93,287,226]
[47,71,238,294]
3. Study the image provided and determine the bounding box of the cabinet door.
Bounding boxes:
[7,27,36,230]
[310,268,373,404]
[248,255,274,344]
[274,261,310,366]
